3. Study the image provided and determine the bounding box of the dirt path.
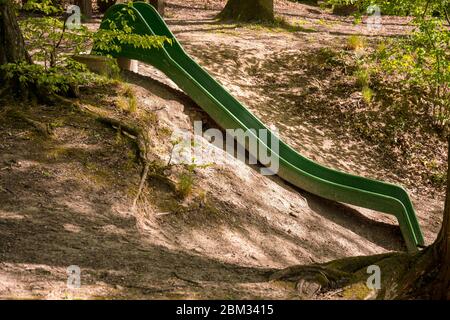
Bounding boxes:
[0,73,416,300]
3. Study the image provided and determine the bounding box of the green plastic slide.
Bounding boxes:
[94,2,424,252]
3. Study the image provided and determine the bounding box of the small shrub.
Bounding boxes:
[0,61,106,99]
[430,171,446,186]
[315,48,345,67]
[373,18,449,128]
[128,95,137,113]
[346,35,365,51]
[121,84,134,98]
[3,0,171,101]
[355,68,370,87]
[362,86,373,104]
[177,173,194,199]
[116,85,138,113]
[115,97,130,112]
[353,14,363,25]
[159,127,173,138]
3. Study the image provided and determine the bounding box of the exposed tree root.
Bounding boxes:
[270,252,415,299]
[20,115,54,137]
[79,104,150,164]
[132,162,150,211]
[171,272,201,286]
[6,109,54,137]
[53,97,157,212]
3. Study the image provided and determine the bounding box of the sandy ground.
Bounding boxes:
[0,0,445,299]
[161,0,444,238]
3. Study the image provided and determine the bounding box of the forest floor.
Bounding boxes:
[0,0,446,299]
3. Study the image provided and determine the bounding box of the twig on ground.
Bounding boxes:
[0,185,13,194]
[172,272,201,286]
[132,162,150,211]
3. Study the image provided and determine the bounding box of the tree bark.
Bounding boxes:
[332,4,358,16]
[436,139,450,262]
[217,0,274,22]
[98,0,116,13]
[0,0,31,65]
[149,0,165,17]
[431,137,450,299]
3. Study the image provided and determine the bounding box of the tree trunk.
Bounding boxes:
[98,0,116,13]
[332,4,358,16]
[76,0,92,20]
[0,0,31,65]
[217,0,274,22]
[436,139,450,262]
[431,137,450,299]
[149,0,165,17]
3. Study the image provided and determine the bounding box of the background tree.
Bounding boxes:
[149,0,164,16]
[76,0,92,20]
[217,0,274,22]
[98,0,116,13]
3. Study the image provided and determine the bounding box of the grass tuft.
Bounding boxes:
[346,35,365,51]
[177,173,194,199]
[362,86,374,104]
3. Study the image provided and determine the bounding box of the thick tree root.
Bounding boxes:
[270,252,412,299]
[6,109,54,137]
[270,265,351,297]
